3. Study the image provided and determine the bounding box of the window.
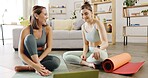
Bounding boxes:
[0,0,23,24]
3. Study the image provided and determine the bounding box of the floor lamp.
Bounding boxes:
[0,9,7,45]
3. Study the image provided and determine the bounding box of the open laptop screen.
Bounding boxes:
[53,70,99,78]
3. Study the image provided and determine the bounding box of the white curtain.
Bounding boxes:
[37,0,50,13]
[23,0,38,19]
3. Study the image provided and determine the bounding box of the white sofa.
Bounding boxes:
[52,30,82,49]
[12,19,83,50]
[13,28,22,51]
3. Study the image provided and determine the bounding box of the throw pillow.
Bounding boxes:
[53,19,73,30]
[73,19,85,30]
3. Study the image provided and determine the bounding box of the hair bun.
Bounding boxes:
[81,1,92,12]
[84,2,90,5]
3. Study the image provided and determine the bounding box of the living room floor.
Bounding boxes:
[0,40,148,78]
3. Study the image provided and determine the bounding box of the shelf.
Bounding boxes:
[104,21,112,23]
[123,4,148,45]
[123,25,148,27]
[124,15,148,18]
[91,1,112,5]
[123,35,148,37]
[94,11,112,14]
[107,32,112,34]
[50,7,66,9]
[123,4,148,9]
[50,13,66,15]
[91,0,116,45]
[49,4,67,19]
[123,5,148,18]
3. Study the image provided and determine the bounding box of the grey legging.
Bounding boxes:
[23,34,60,71]
[63,47,108,64]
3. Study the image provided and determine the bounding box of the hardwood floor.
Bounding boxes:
[0,41,147,78]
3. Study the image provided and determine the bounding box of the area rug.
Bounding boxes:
[12,54,69,78]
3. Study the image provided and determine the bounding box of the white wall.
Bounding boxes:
[49,0,83,19]
[66,0,84,20]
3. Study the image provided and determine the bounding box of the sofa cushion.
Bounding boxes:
[72,19,84,30]
[53,30,70,39]
[52,40,83,48]
[52,19,75,30]
[69,30,82,39]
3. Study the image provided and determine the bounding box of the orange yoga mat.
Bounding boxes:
[102,53,144,74]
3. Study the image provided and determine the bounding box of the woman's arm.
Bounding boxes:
[81,25,89,54]
[96,20,108,50]
[18,27,37,67]
[39,26,52,61]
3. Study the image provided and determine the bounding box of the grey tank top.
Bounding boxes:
[83,24,100,42]
[30,26,46,47]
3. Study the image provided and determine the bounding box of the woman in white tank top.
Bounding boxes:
[63,2,108,69]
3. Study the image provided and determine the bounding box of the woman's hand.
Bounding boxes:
[92,52,100,60]
[92,48,100,60]
[33,63,52,76]
[81,53,87,61]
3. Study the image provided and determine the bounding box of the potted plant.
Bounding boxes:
[70,10,77,19]
[19,17,25,22]
[19,17,29,26]
[123,0,138,7]
[141,10,148,16]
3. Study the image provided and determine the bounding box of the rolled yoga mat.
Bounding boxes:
[102,53,144,74]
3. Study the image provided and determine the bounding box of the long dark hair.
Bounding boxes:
[30,5,47,29]
[81,2,92,12]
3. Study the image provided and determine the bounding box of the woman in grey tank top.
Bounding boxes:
[63,2,108,69]
[15,5,60,76]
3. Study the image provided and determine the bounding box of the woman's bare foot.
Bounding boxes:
[81,61,95,69]
[88,63,95,69]
[15,65,35,72]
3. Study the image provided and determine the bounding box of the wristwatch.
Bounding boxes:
[97,46,100,48]
[97,46,103,50]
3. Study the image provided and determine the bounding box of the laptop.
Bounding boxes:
[53,70,99,78]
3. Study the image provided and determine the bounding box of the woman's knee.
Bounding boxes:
[99,50,108,61]
[86,53,96,62]
[24,34,37,56]
[63,54,81,64]
[86,50,108,62]
[63,51,71,61]
[24,34,36,45]
[52,56,60,68]
[42,56,60,71]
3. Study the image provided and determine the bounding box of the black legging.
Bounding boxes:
[23,34,60,71]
